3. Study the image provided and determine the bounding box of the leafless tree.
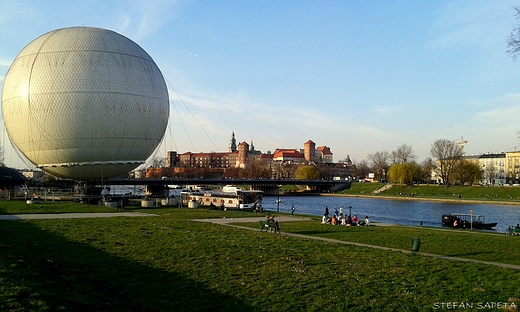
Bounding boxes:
[355,159,370,180]
[390,144,416,164]
[367,150,390,181]
[149,156,166,168]
[507,7,520,60]
[430,139,462,185]
[485,162,498,185]
[419,157,435,184]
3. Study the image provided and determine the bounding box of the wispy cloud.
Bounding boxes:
[114,0,181,40]
[470,93,520,108]
[476,104,520,125]
[427,1,511,49]
[371,105,401,115]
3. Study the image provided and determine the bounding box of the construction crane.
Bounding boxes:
[453,136,468,154]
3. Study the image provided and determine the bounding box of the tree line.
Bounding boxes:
[358,139,481,186]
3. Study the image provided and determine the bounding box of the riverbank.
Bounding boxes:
[327,182,520,206]
[322,192,520,206]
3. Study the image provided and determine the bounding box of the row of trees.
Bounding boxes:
[361,139,481,186]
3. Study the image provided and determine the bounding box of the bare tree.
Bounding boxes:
[149,156,166,168]
[420,157,435,184]
[367,151,390,181]
[485,162,498,185]
[355,159,370,180]
[430,139,462,185]
[508,7,520,60]
[390,144,416,164]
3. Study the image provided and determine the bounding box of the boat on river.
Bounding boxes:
[180,185,263,209]
[442,213,497,230]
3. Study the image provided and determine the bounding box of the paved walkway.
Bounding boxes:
[194,216,520,270]
[0,212,158,220]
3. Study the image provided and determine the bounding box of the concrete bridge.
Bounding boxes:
[104,177,351,195]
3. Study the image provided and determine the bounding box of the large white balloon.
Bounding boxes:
[1,27,169,180]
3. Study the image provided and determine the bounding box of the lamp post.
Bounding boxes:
[277,184,281,212]
[349,205,352,217]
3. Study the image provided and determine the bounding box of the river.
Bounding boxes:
[261,195,520,233]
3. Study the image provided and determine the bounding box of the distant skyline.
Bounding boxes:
[1,0,520,170]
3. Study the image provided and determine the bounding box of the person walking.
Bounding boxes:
[324,206,329,219]
[291,205,295,216]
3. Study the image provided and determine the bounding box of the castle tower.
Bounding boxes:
[166,151,177,167]
[229,131,237,152]
[304,140,315,163]
[238,141,249,167]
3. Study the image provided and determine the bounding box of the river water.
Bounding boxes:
[261,195,520,233]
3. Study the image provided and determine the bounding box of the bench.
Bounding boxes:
[259,220,280,233]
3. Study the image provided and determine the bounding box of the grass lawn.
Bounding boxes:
[1,201,519,311]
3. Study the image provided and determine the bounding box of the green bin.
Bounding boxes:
[411,237,421,252]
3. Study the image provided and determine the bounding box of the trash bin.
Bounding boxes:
[411,237,421,252]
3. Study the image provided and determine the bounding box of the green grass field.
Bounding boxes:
[0,200,519,311]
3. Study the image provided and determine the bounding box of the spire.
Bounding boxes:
[250,139,255,151]
[229,131,237,152]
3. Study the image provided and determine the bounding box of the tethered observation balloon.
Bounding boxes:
[1,27,169,180]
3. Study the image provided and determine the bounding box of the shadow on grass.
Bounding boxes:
[290,230,337,236]
[0,219,252,311]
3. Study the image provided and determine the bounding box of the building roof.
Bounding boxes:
[273,149,305,159]
[258,154,274,160]
[0,166,28,185]
[479,153,505,159]
[316,146,332,154]
[181,151,235,157]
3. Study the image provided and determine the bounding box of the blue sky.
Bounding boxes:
[1,0,520,169]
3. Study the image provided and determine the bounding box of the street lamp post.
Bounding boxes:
[277,184,281,212]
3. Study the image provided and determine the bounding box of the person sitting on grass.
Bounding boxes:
[364,216,370,226]
[331,215,338,225]
[346,215,352,226]
[352,215,359,226]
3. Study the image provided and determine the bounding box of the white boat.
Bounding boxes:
[180,185,263,209]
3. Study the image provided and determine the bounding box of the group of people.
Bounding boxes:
[321,205,370,226]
